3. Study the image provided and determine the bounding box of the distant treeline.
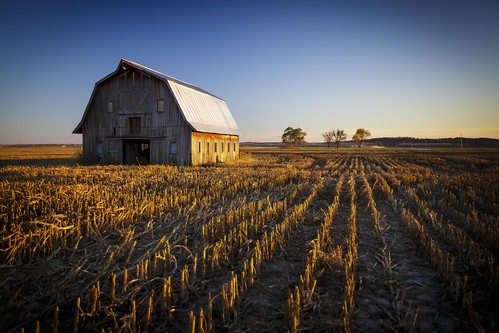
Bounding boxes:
[363,137,499,148]
[242,137,499,148]
[0,144,82,147]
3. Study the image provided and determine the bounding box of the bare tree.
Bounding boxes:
[352,128,371,148]
[333,129,347,148]
[323,129,348,148]
[322,131,334,148]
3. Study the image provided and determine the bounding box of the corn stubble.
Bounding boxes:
[0,149,497,332]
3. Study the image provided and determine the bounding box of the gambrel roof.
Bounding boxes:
[73,59,239,135]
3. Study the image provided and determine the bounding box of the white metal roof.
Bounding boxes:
[167,80,239,135]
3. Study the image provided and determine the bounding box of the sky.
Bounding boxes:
[0,0,498,144]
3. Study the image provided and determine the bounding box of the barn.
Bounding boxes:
[73,59,239,165]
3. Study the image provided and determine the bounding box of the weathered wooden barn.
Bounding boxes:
[73,59,239,165]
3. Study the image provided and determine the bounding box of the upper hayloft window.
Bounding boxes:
[157,98,165,112]
[107,100,113,113]
[129,117,141,135]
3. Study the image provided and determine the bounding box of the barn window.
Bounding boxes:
[214,142,217,153]
[233,143,236,151]
[157,98,165,112]
[107,100,113,113]
[96,142,103,162]
[198,141,201,153]
[207,142,209,153]
[96,142,103,154]
[129,117,141,135]
[221,142,224,152]
[227,142,230,152]
[170,142,177,155]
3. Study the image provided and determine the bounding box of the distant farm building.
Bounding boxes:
[73,59,239,165]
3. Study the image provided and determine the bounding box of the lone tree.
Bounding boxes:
[352,128,371,148]
[323,129,347,148]
[282,127,307,147]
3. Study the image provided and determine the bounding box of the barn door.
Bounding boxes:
[123,140,150,164]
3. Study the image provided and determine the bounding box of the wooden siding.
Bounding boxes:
[191,132,239,165]
[80,67,193,165]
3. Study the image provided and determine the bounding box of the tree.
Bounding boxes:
[352,128,371,148]
[323,129,347,148]
[333,129,347,149]
[322,131,334,148]
[282,127,307,147]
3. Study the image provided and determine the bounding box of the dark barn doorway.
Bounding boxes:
[123,139,150,164]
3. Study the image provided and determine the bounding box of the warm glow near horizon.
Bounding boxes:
[0,1,498,144]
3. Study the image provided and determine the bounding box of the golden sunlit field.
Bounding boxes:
[0,146,498,332]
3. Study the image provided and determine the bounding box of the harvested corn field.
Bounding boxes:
[1,147,498,332]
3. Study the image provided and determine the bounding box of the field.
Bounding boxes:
[0,146,498,332]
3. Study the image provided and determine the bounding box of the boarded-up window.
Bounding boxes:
[157,99,165,112]
[170,142,177,155]
[129,117,141,135]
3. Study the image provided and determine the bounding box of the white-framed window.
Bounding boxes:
[157,98,165,112]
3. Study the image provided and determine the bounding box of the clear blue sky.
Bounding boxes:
[1,0,498,144]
